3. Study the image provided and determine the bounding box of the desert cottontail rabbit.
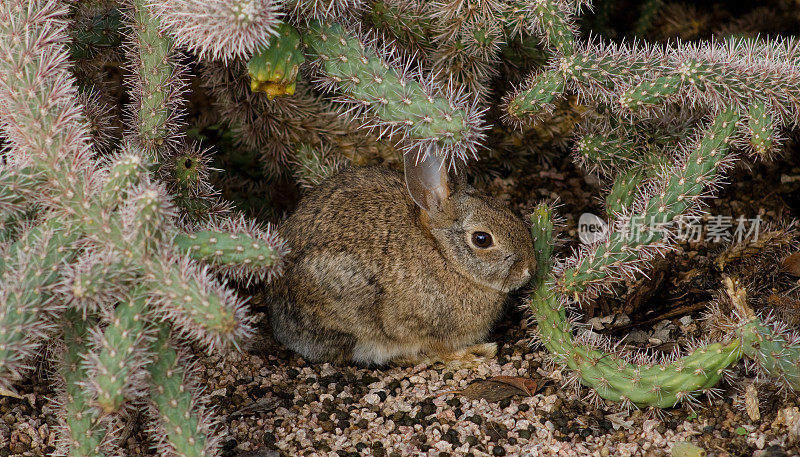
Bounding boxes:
[265,153,535,366]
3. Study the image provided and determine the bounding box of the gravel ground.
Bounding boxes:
[2,309,800,457]
[198,314,800,456]
[194,312,800,457]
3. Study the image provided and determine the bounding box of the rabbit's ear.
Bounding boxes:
[404,151,451,212]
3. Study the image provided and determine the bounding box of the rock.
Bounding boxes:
[364,393,381,405]
[773,407,800,439]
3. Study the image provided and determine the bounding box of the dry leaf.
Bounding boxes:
[437,376,538,402]
[605,411,635,431]
[744,383,761,422]
[236,450,282,457]
[229,396,284,418]
[781,252,800,277]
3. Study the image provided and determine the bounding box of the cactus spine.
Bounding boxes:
[147,0,282,63]
[148,326,218,457]
[0,0,798,449]
[0,223,79,390]
[720,277,800,392]
[503,0,577,56]
[532,285,742,408]
[85,291,152,413]
[290,142,345,189]
[525,110,765,409]
[738,318,800,391]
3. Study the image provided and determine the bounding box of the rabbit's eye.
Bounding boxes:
[471,231,493,248]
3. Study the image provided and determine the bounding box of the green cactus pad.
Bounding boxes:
[746,101,776,158]
[507,0,575,55]
[101,153,147,209]
[68,7,123,61]
[524,0,575,55]
[574,133,638,173]
[560,52,661,91]
[88,291,152,413]
[619,60,707,110]
[530,203,556,287]
[0,208,36,244]
[61,310,109,457]
[0,166,38,219]
[174,230,280,269]
[301,20,479,160]
[291,143,343,188]
[506,71,566,120]
[66,259,133,310]
[605,150,670,216]
[148,326,212,457]
[1,222,80,386]
[147,258,244,350]
[363,0,433,51]
[738,318,800,391]
[509,48,664,122]
[620,75,683,109]
[606,168,646,216]
[131,187,169,254]
[130,0,179,156]
[247,22,305,99]
[166,151,207,196]
[533,287,742,407]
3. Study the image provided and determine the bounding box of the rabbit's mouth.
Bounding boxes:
[507,267,533,291]
[485,266,531,293]
[500,257,533,290]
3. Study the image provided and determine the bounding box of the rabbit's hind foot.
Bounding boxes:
[440,342,498,368]
[391,342,498,368]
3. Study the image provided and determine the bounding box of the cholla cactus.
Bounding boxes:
[558,110,739,301]
[285,0,364,22]
[526,112,748,409]
[247,21,306,99]
[174,214,288,286]
[723,282,800,393]
[506,34,800,163]
[506,4,800,410]
[289,142,347,188]
[424,0,506,100]
[0,1,284,454]
[123,0,186,157]
[362,0,432,55]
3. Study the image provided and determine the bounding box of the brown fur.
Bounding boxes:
[265,165,535,365]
